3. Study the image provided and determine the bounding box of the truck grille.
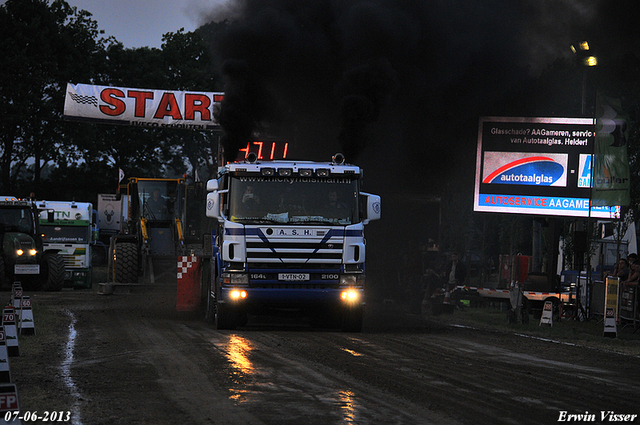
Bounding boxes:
[61,254,83,268]
[246,240,343,265]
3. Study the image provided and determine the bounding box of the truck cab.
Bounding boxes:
[205,155,381,331]
[37,201,94,289]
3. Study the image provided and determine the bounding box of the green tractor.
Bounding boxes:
[0,196,65,291]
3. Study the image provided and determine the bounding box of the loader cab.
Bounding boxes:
[130,179,184,223]
[110,178,189,284]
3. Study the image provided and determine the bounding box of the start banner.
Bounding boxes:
[64,83,224,130]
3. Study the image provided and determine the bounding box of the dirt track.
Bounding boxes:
[9,287,640,425]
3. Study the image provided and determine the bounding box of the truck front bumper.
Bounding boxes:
[219,287,364,308]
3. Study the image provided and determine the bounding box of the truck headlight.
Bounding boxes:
[29,249,37,256]
[341,289,361,303]
[222,273,249,285]
[230,289,247,300]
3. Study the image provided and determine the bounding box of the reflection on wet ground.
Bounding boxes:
[61,309,83,425]
[208,332,381,424]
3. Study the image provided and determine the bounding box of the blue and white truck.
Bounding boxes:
[204,154,381,331]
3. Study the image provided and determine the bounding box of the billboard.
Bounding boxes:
[64,83,224,130]
[474,117,619,218]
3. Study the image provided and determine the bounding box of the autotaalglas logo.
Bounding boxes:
[482,152,567,187]
[578,154,592,188]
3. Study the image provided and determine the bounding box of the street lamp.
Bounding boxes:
[571,41,598,115]
[570,41,599,319]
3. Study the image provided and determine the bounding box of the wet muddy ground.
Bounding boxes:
[8,287,640,425]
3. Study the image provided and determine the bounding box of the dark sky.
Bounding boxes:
[205,0,639,187]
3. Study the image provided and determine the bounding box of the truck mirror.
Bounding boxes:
[360,193,381,224]
[206,179,219,192]
[206,191,221,220]
[47,210,55,222]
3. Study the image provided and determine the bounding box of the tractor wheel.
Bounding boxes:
[114,242,139,283]
[40,252,66,291]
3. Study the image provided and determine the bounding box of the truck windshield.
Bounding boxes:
[138,181,179,221]
[41,226,90,243]
[0,208,34,233]
[229,176,359,225]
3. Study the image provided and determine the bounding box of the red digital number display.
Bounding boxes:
[237,141,289,161]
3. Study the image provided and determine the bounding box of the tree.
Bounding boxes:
[61,29,225,185]
[0,0,110,194]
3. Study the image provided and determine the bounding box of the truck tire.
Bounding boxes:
[114,242,139,283]
[341,305,363,332]
[40,252,65,291]
[205,280,216,324]
[215,303,237,330]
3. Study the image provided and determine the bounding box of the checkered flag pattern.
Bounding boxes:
[68,91,98,107]
[177,256,201,311]
[177,256,198,279]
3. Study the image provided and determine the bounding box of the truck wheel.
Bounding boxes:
[40,252,65,291]
[205,294,215,323]
[205,283,216,323]
[114,242,139,283]
[341,306,363,332]
[215,303,237,330]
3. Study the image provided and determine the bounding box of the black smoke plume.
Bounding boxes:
[207,0,612,164]
[203,0,639,301]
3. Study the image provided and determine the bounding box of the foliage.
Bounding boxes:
[612,210,635,261]
[0,0,223,200]
[498,216,530,257]
[0,0,109,192]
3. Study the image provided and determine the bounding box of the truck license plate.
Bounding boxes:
[278,273,310,281]
[15,264,40,274]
